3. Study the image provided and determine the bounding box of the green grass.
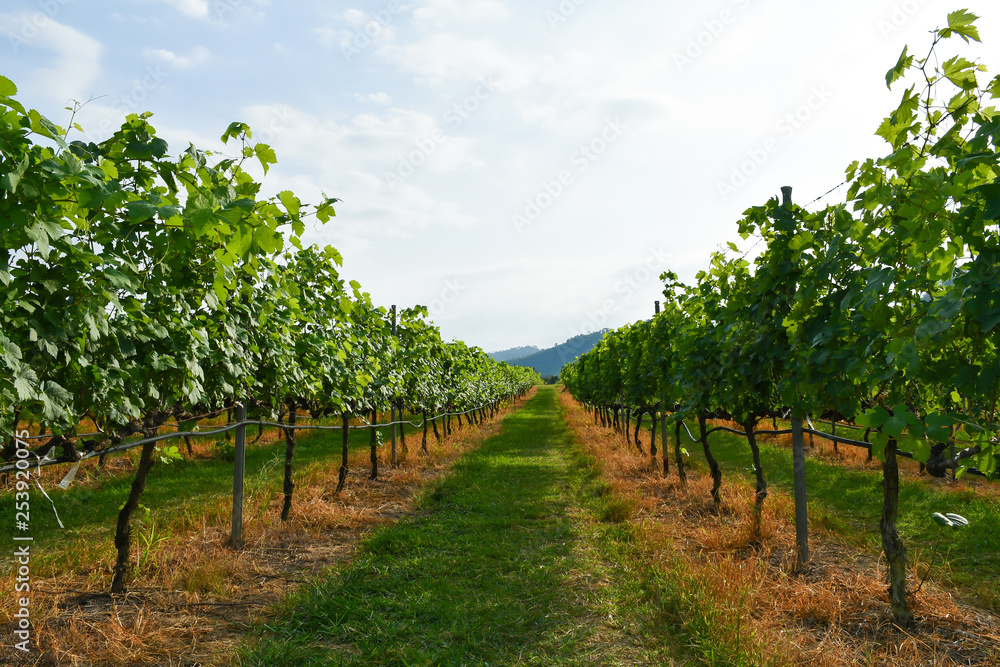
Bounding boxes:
[241,387,773,666]
[664,420,1000,611]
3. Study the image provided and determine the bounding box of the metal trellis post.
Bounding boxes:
[230,401,248,549]
[782,185,809,565]
[390,304,398,467]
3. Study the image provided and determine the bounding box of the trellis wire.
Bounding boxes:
[0,403,503,475]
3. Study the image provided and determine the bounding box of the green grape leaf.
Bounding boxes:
[278,190,300,218]
[943,56,979,90]
[221,121,251,143]
[886,46,913,88]
[255,143,277,175]
[0,75,17,97]
[940,9,981,43]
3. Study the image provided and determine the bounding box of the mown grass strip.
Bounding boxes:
[242,387,692,666]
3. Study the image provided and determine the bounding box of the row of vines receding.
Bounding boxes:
[561,11,1000,625]
[0,76,539,594]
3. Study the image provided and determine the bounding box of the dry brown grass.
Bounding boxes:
[0,392,534,666]
[561,393,1000,666]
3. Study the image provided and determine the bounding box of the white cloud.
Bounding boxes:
[352,92,392,105]
[229,104,485,247]
[375,31,672,136]
[376,33,526,88]
[0,14,102,104]
[314,7,402,55]
[413,0,510,30]
[157,0,209,19]
[342,9,369,27]
[143,46,211,69]
[109,12,160,25]
[151,0,268,21]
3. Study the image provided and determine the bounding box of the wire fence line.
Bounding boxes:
[15,406,242,441]
[621,408,910,458]
[2,396,524,538]
[0,402,508,476]
[610,406,989,477]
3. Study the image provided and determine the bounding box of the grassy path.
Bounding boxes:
[242,386,676,666]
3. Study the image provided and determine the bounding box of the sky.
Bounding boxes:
[1,0,999,353]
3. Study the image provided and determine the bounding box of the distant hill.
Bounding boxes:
[505,331,608,378]
[488,345,540,362]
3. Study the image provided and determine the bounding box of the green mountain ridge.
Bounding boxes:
[488,345,540,363]
[502,331,608,378]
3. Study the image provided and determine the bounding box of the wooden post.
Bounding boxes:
[230,401,248,549]
[390,305,397,467]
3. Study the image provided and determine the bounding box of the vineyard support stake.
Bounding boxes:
[230,401,248,549]
[281,404,297,520]
[882,437,912,623]
[791,413,809,564]
[660,408,669,476]
[390,305,398,467]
